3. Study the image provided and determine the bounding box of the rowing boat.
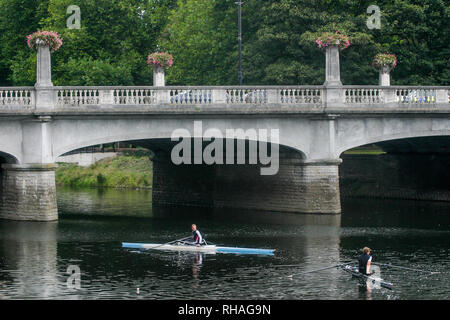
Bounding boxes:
[122,242,275,256]
[340,265,393,289]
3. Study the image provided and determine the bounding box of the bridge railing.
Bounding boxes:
[344,86,449,105]
[0,85,448,109]
[54,85,326,107]
[0,87,35,108]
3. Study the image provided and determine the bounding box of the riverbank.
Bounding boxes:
[56,155,153,189]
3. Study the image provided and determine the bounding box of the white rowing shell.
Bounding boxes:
[122,242,275,255]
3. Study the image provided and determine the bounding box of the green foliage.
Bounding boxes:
[0,0,176,86]
[54,57,134,86]
[9,52,36,86]
[56,155,153,189]
[159,0,237,85]
[0,0,48,85]
[0,0,448,86]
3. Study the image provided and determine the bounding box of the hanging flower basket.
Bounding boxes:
[27,30,63,53]
[315,31,351,50]
[147,52,174,69]
[372,53,397,69]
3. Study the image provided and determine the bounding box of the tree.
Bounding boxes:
[0,0,49,85]
[1,0,177,86]
[0,0,448,86]
[242,0,449,85]
[159,0,237,85]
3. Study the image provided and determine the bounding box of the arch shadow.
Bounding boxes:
[57,137,307,162]
[338,132,450,157]
[0,151,19,165]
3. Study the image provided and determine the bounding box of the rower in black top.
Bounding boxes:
[187,224,203,247]
[357,247,373,275]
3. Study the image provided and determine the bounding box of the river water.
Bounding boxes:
[0,187,448,300]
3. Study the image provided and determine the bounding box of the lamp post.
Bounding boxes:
[236,1,243,85]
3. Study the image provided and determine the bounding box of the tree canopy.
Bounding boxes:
[0,0,448,86]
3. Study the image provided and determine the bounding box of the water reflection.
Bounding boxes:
[193,252,203,274]
[342,198,450,230]
[0,221,59,299]
[57,187,153,218]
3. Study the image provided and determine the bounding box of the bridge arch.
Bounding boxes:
[56,136,307,162]
[336,130,450,157]
[52,118,309,161]
[0,151,19,164]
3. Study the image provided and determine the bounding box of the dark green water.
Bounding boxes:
[0,187,449,300]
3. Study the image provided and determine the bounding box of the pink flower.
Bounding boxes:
[26,30,63,52]
[147,52,174,68]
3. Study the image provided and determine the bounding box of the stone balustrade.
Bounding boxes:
[0,87,35,108]
[0,85,448,109]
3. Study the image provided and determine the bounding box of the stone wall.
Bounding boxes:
[152,153,341,214]
[0,165,58,221]
[213,160,341,214]
[152,158,215,208]
[340,154,450,201]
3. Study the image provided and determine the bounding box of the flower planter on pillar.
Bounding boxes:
[316,32,350,106]
[27,31,62,109]
[148,52,173,103]
[372,53,398,104]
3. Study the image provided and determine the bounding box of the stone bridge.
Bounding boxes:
[0,44,449,221]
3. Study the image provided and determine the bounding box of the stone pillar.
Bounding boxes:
[379,65,391,86]
[153,65,165,87]
[324,46,342,87]
[1,164,58,221]
[435,89,448,104]
[296,159,342,214]
[323,46,344,106]
[213,156,342,214]
[22,116,54,164]
[35,42,55,109]
[153,66,168,104]
[152,151,215,208]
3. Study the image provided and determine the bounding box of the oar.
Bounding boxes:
[295,261,356,275]
[147,236,192,251]
[372,262,440,274]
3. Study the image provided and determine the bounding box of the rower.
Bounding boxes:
[188,224,203,247]
[358,247,373,275]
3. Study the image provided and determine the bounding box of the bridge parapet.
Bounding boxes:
[0,85,448,110]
